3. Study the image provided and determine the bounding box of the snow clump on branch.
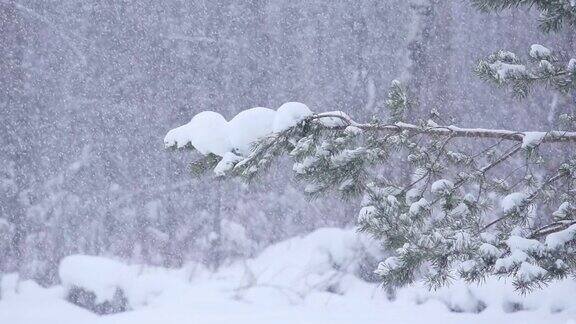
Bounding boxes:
[164,102,312,157]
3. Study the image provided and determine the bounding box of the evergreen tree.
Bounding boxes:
[169,1,576,292]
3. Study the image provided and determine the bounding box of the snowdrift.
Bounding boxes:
[1,227,576,324]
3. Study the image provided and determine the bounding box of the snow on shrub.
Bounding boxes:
[59,255,200,313]
[228,227,383,301]
[398,276,576,315]
[59,255,129,314]
[65,285,128,315]
[4,228,576,320]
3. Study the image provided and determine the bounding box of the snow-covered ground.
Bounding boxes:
[1,228,576,324]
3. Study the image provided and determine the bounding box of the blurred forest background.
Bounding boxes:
[1,0,575,285]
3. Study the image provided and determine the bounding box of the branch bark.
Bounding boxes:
[529,220,576,239]
[312,113,576,143]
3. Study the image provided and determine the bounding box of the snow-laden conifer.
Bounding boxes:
[166,1,576,292]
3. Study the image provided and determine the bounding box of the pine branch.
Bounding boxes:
[311,113,576,143]
[479,170,569,232]
[471,0,576,32]
[529,220,576,239]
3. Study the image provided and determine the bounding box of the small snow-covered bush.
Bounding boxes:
[229,227,383,301]
[59,255,130,314]
[66,285,128,315]
[58,254,200,312]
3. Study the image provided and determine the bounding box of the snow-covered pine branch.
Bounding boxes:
[165,108,576,154]
[471,0,576,32]
[309,113,576,144]
[476,45,576,98]
[165,81,576,293]
[165,33,576,293]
